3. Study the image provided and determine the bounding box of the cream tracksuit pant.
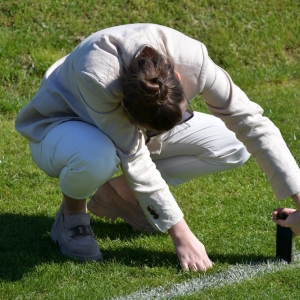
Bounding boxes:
[29,111,250,199]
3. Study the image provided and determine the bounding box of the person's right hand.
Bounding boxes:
[272,208,300,236]
[168,218,214,271]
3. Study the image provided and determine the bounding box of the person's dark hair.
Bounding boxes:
[122,46,185,131]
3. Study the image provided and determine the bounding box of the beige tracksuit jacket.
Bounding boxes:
[15,24,300,232]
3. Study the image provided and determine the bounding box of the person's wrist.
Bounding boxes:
[168,218,191,242]
[291,191,300,211]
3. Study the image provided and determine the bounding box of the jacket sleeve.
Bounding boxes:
[200,56,300,200]
[75,70,184,232]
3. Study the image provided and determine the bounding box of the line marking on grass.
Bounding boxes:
[112,253,300,300]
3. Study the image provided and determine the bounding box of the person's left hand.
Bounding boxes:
[272,208,300,236]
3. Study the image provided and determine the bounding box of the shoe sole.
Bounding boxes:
[88,196,157,233]
[50,224,103,262]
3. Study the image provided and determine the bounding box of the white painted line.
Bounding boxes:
[112,253,300,300]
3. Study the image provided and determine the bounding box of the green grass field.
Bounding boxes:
[1,1,300,299]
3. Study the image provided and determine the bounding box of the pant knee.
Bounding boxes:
[59,153,120,199]
[216,145,250,169]
[236,146,251,166]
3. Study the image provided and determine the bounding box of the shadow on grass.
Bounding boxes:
[0,213,274,282]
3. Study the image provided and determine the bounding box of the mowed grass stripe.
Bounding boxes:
[113,253,300,300]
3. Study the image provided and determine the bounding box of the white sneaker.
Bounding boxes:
[50,207,102,261]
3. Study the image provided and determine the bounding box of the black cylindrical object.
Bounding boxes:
[276,212,295,263]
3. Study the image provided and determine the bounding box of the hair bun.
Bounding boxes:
[148,77,167,101]
[122,47,184,130]
[150,77,160,84]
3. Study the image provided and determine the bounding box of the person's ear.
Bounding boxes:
[174,71,181,82]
